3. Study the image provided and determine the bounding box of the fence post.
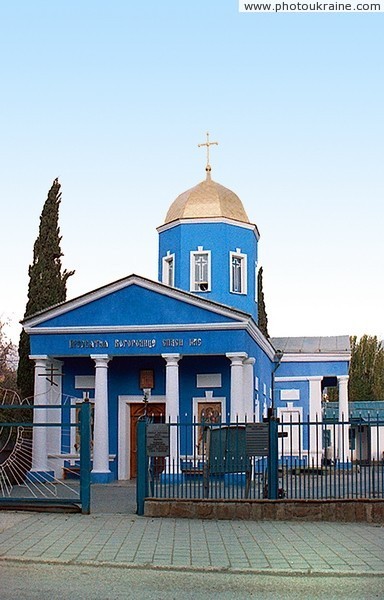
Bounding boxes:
[268,417,278,499]
[136,418,148,516]
[80,399,91,515]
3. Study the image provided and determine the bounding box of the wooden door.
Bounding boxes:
[130,403,165,478]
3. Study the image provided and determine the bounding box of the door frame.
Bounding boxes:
[277,406,303,456]
[118,395,166,480]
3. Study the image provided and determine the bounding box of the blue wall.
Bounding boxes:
[278,360,349,378]
[158,221,258,319]
[36,284,237,329]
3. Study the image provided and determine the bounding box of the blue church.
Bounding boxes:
[22,148,351,482]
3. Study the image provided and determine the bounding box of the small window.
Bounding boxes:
[230,250,247,294]
[162,253,175,287]
[190,249,211,292]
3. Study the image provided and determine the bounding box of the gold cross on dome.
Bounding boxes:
[198,132,218,170]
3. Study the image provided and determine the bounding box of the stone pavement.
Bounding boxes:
[0,483,383,576]
[0,512,384,575]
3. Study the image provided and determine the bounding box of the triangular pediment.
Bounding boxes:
[23,275,249,332]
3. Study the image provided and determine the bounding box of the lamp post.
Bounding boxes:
[267,349,284,500]
[270,350,284,417]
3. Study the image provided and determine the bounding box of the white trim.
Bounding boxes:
[281,353,351,362]
[162,252,175,287]
[117,395,166,480]
[276,376,325,382]
[25,322,249,335]
[280,389,300,401]
[225,351,248,360]
[25,321,251,335]
[25,322,248,335]
[244,322,283,360]
[277,405,303,421]
[229,249,247,295]
[277,405,303,455]
[75,376,95,389]
[196,373,222,388]
[190,249,211,292]
[157,217,260,240]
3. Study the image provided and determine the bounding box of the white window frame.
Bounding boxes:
[162,251,175,287]
[190,248,211,292]
[230,249,247,294]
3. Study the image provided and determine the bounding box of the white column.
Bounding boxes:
[30,356,50,473]
[162,353,181,464]
[338,375,350,462]
[243,357,255,422]
[226,352,248,422]
[91,355,111,479]
[46,359,63,478]
[309,376,323,467]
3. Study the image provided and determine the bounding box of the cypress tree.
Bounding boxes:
[17,178,74,399]
[257,266,269,338]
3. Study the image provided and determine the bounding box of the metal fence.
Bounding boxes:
[0,390,91,514]
[137,415,384,514]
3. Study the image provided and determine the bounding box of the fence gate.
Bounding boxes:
[0,389,91,514]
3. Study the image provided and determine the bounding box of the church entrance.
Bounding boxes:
[129,403,165,478]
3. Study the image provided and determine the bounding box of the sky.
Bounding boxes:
[1,1,383,345]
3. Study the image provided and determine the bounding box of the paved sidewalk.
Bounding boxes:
[0,510,383,575]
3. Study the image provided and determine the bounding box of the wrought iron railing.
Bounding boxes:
[0,392,91,513]
[137,415,384,514]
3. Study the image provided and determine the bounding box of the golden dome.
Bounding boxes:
[164,171,250,225]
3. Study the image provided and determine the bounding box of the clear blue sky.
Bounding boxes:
[1,1,383,343]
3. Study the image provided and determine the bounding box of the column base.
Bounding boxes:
[27,470,55,483]
[91,470,114,484]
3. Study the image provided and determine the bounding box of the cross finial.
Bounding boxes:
[198,132,218,177]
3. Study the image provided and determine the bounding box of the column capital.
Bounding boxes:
[243,357,256,366]
[50,358,64,368]
[29,355,50,360]
[162,353,181,365]
[338,375,349,384]
[226,352,248,364]
[91,355,111,367]
[29,355,50,367]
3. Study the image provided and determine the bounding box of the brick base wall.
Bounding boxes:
[144,498,384,522]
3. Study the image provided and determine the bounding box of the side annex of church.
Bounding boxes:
[22,148,351,482]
